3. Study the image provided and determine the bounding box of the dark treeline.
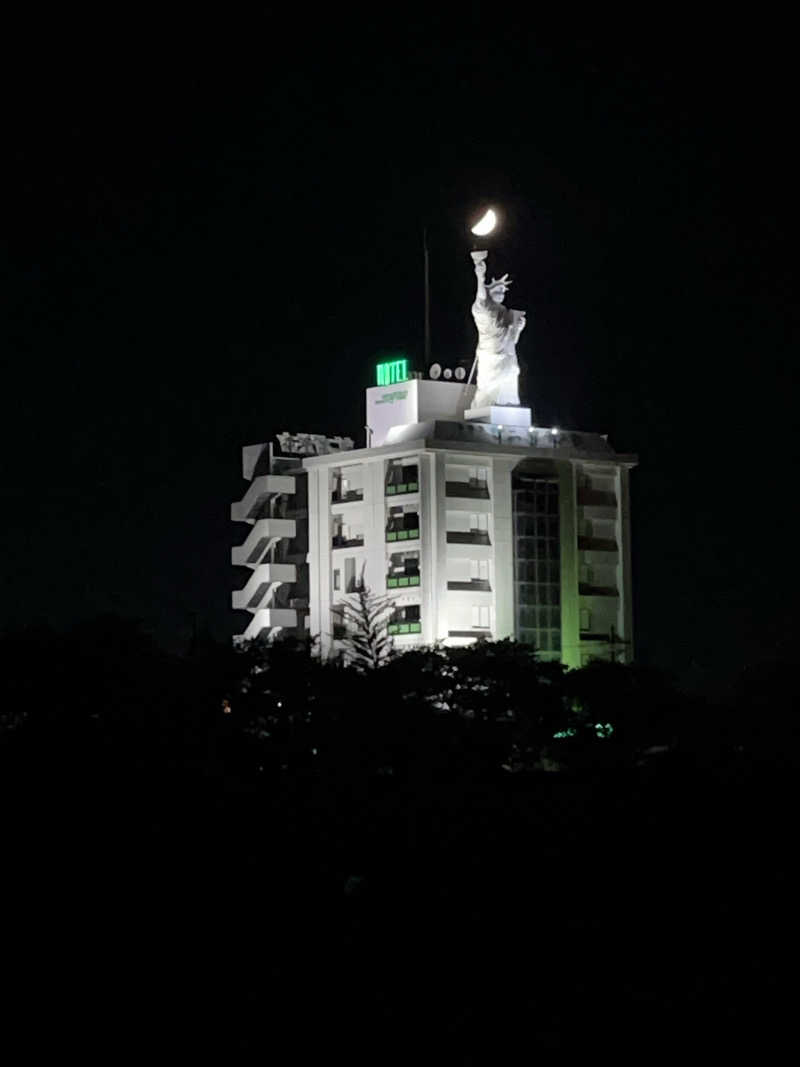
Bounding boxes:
[1,618,796,1057]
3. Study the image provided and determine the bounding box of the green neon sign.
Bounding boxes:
[376,358,409,386]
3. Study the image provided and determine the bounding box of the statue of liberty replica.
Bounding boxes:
[469,250,526,409]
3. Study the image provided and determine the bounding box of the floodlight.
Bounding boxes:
[429,363,442,380]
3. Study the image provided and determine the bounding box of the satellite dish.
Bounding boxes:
[454,366,466,381]
[443,368,453,380]
[429,363,442,380]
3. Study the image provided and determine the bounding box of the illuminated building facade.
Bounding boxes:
[232,364,637,666]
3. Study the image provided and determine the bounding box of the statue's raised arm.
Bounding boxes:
[474,256,487,304]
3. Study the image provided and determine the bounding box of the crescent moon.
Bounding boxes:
[470,208,497,237]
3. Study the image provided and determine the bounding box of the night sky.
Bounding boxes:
[2,20,795,692]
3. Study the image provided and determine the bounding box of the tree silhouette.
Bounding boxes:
[339,570,393,669]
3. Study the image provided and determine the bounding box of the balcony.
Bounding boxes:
[385,480,419,496]
[579,583,619,597]
[578,536,617,553]
[332,488,364,504]
[445,481,490,500]
[388,621,422,635]
[387,572,420,589]
[388,603,421,635]
[386,527,420,543]
[332,535,365,549]
[447,579,491,592]
[447,531,491,546]
[386,512,419,543]
[578,488,617,508]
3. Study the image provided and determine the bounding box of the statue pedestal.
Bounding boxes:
[464,405,532,429]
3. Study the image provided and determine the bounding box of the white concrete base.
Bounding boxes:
[464,405,532,428]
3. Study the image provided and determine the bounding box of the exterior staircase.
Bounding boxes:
[234,608,299,645]
[232,518,296,568]
[232,454,302,643]
[231,475,296,522]
[232,563,297,612]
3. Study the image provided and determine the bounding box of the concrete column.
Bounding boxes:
[559,461,580,669]
[307,467,322,649]
[492,457,516,640]
[618,465,635,662]
[433,452,448,641]
[364,457,386,594]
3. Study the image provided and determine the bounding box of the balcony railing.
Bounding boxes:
[388,621,422,635]
[385,481,419,496]
[386,527,419,543]
[331,489,364,504]
[578,536,618,552]
[447,579,491,592]
[446,531,491,545]
[579,583,619,597]
[387,573,421,589]
[332,535,365,549]
[577,489,617,508]
[445,481,490,500]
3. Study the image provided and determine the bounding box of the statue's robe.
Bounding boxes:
[471,296,525,407]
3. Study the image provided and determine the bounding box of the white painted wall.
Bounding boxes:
[366,379,476,447]
[299,404,636,664]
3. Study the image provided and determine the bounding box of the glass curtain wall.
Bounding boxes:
[513,474,561,657]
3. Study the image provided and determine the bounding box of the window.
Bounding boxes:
[331,606,346,640]
[469,559,489,581]
[580,609,591,631]
[471,605,490,629]
[333,569,341,591]
[470,514,488,532]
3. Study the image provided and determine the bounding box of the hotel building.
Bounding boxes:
[232,365,636,667]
